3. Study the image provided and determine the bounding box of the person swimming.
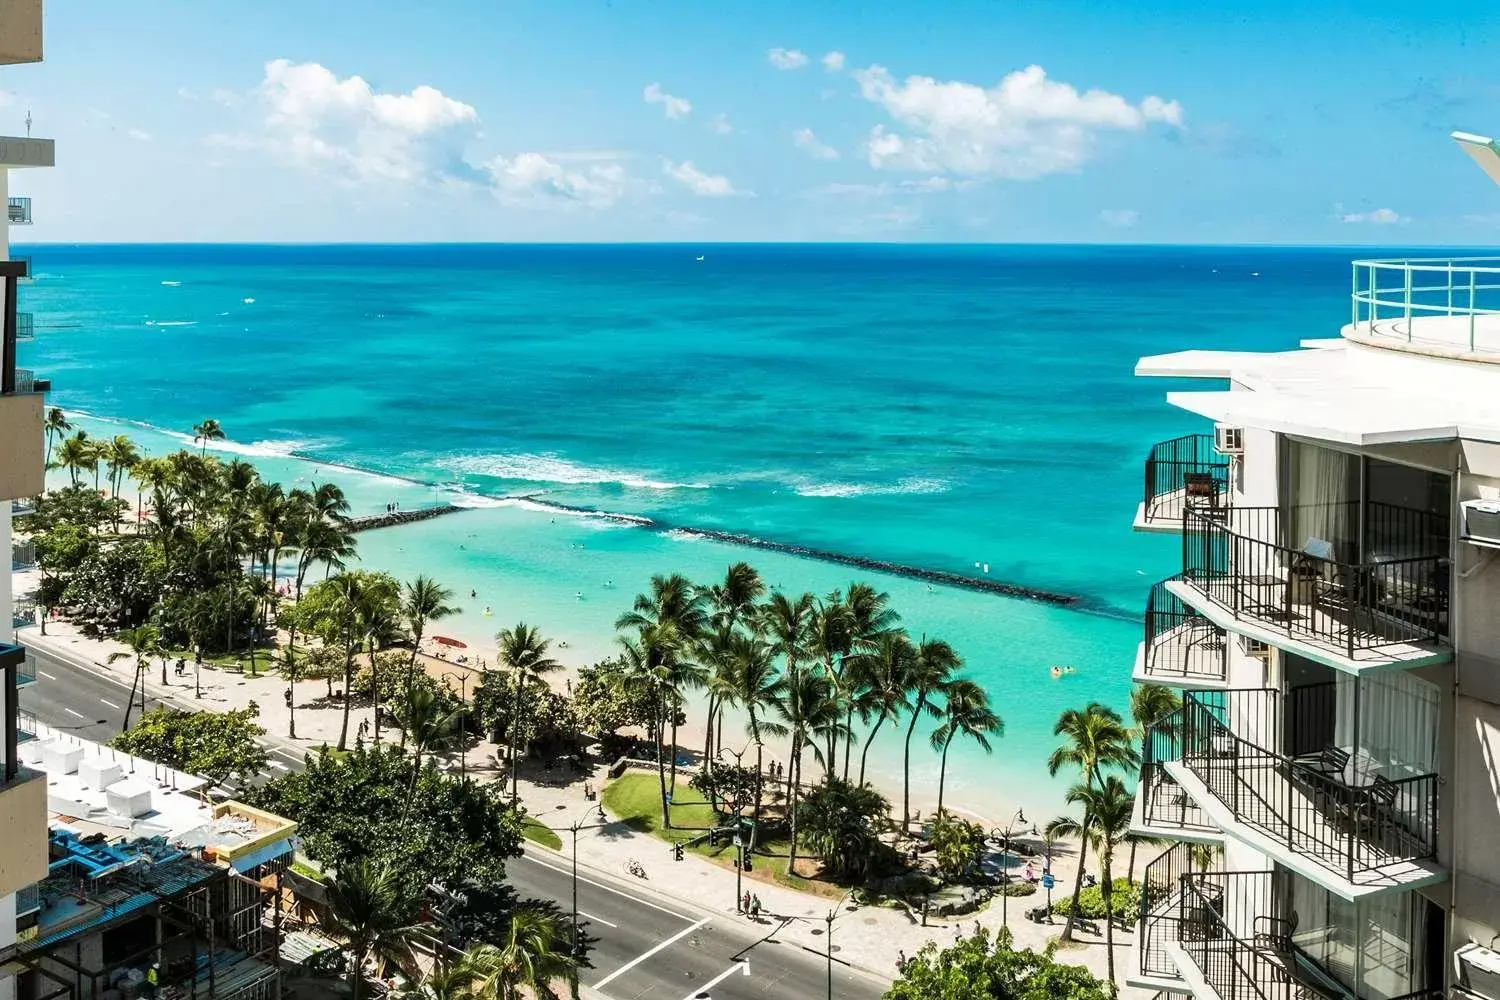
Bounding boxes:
[483,605,492,616]
[1050,666,1062,679]
[575,591,583,600]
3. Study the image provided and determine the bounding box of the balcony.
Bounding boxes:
[1177,503,1450,669]
[1136,433,1231,532]
[1135,576,1229,687]
[1348,257,1500,362]
[1172,870,1441,1000]
[1137,704,1223,841]
[15,881,39,916]
[14,310,31,340]
[9,254,31,280]
[11,367,49,393]
[12,538,35,570]
[1134,842,1204,989]
[1167,692,1442,894]
[8,196,31,225]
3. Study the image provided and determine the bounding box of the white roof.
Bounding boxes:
[1454,131,1500,187]
[1140,339,1500,445]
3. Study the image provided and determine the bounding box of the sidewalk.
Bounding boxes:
[16,612,1150,998]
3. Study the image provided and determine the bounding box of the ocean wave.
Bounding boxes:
[159,429,313,459]
[794,476,950,498]
[145,320,198,328]
[161,281,182,287]
[445,453,709,492]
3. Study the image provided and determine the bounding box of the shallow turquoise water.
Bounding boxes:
[19,243,1399,816]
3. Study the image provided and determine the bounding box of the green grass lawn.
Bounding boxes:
[600,771,847,899]
[521,816,564,850]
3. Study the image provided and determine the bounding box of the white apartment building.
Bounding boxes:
[1125,132,1500,1000]
[0,3,51,999]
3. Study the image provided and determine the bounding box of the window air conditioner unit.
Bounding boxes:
[1462,499,1500,547]
[1241,637,1271,660]
[1213,425,1244,456]
[1456,942,1500,1000]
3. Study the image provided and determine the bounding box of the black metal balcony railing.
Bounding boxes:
[1143,433,1231,526]
[1144,576,1229,683]
[1182,503,1449,658]
[14,310,32,340]
[12,538,36,570]
[1176,692,1439,884]
[10,367,47,394]
[1141,703,1222,834]
[1176,871,1444,1000]
[1139,842,1199,981]
[14,882,40,916]
[8,196,32,224]
[18,708,37,744]
[9,254,31,280]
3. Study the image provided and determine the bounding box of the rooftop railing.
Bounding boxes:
[1181,502,1449,659]
[7,196,31,225]
[1142,433,1231,528]
[1350,257,1500,356]
[1176,691,1438,885]
[1143,576,1229,683]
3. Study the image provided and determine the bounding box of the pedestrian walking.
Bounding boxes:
[751,894,762,918]
[741,891,750,913]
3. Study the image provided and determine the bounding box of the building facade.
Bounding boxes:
[1126,133,1500,1000]
[1,4,50,1000]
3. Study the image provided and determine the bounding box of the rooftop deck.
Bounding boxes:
[1349,257,1500,363]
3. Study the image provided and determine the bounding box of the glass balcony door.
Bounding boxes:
[1286,868,1441,1000]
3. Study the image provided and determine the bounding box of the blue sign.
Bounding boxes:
[1041,873,1055,890]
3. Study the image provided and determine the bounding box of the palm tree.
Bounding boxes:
[393,685,463,806]
[398,576,457,746]
[616,574,707,795]
[773,667,843,874]
[854,630,914,787]
[104,435,141,505]
[1047,702,1139,943]
[322,859,422,1000]
[838,583,900,779]
[329,574,367,751]
[193,418,226,457]
[900,636,961,831]
[1126,683,1181,877]
[43,407,70,467]
[929,678,1004,817]
[51,430,92,486]
[727,632,786,844]
[106,624,160,730]
[1049,777,1136,996]
[762,590,814,799]
[496,622,562,805]
[698,563,764,777]
[465,908,575,1000]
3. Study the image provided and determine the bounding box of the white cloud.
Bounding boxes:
[810,177,959,197]
[1340,206,1405,224]
[1099,208,1140,227]
[233,59,482,185]
[663,160,743,197]
[485,153,630,208]
[127,128,153,142]
[643,82,692,119]
[822,51,846,72]
[708,113,733,135]
[768,48,809,70]
[793,127,839,160]
[851,63,1182,179]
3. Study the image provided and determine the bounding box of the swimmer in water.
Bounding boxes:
[1050,666,1062,679]
[483,605,492,615]
[575,591,583,600]
[470,589,476,599]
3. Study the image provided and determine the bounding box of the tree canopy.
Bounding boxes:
[110,705,269,786]
[885,928,1111,1000]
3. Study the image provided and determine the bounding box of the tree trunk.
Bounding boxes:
[338,637,354,751]
[858,710,888,787]
[1103,846,1117,998]
[936,736,953,817]
[669,713,680,794]
[401,622,424,750]
[701,695,716,809]
[750,716,764,849]
[901,699,925,831]
[787,736,802,875]
[656,691,671,829]
[842,706,854,782]
[1059,821,1091,943]
[511,667,526,805]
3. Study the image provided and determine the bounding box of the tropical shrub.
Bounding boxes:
[1051,878,1140,922]
[887,927,1110,1000]
[110,705,268,786]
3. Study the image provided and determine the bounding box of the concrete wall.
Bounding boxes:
[0,768,47,897]
[0,0,42,65]
[1452,693,1500,951]
[0,392,45,501]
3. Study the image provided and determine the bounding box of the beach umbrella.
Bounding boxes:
[432,636,468,649]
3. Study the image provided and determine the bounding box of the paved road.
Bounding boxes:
[20,641,889,1000]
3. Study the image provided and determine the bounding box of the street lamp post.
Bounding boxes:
[991,808,1032,929]
[825,910,833,1000]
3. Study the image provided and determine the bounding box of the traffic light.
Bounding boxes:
[673,843,684,861]
[742,855,752,872]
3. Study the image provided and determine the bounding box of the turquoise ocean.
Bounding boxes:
[13,243,1410,819]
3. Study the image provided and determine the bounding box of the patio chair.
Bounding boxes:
[1253,913,1299,955]
[1183,472,1225,517]
[1299,745,1350,781]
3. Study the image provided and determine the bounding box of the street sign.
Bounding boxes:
[1041,873,1055,890]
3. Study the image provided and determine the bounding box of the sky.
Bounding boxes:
[3,0,1500,243]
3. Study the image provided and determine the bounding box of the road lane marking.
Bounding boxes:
[679,962,749,1000]
[64,708,85,718]
[268,761,290,771]
[578,911,617,928]
[100,699,121,710]
[39,671,56,680]
[593,917,710,991]
[516,854,690,920]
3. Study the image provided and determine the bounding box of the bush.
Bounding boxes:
[1052,878,1138,921]
[1001,881,1038,897]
